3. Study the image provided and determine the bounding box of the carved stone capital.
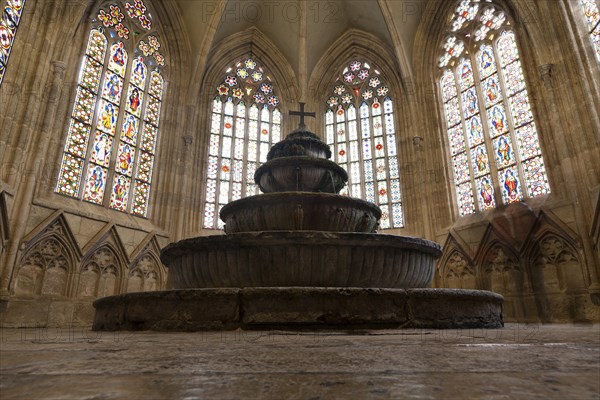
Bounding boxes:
[50,61,67,80]
[538,64,553,84]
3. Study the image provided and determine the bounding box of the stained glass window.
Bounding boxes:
[325,60,403,229]
[55,1,165,218]
[203,57,281,230]
[581,0,600,62]
[0,0,26,85]
[439,1,550,217]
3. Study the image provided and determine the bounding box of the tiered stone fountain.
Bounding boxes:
[93,106,503,331]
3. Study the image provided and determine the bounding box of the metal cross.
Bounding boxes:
[289,102,316,128]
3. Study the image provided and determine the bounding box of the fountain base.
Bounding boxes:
[92,288,503,331]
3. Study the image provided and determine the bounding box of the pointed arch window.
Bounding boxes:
[55,0,165,218]
[324,59,403,229]
[581,0,600,62]
[438,0,550,217]
[0,0,26,86]
[202,57,282,229]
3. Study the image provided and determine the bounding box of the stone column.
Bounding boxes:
[0,60,66,296]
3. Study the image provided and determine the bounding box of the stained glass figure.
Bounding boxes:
[438,1,550,216]
[56,2,165,218]
[203,56,282,229]
[325,60,403,228]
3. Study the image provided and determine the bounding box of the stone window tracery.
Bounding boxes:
[324,59,403,229]
[55,0,165,218]
[439,0,550,217]
[203,56,282,230]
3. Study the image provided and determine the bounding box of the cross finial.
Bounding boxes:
[289,102,316,129]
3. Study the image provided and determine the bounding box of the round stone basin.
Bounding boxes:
[160,231,442,289]
[220,192,381,234]
[255,156,348,193]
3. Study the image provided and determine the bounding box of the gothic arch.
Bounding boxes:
[201,27,299,107]
[126,232,166,292]
[308,29,413,230]
[437,234,476,289]
[309,29,402,106]
[44,0,190,227]
[522,211,586,294]
[413,0,560,223]
[12,211,81,298]
[76,223,129,298]
[475,225,521,293]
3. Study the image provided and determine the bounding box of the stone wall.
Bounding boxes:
[0,207,168,327]
[1,0,599,327]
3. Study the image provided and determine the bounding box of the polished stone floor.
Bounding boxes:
[1,324,599,399]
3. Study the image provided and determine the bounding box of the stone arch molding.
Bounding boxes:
[200,27,299,107]
[437,234,475,289]
[523,211,586,295]
[126,233,166,293]
[76,223,129,299]
[475,225,521,294]
[309,28,402,103]
[12,211,82,298]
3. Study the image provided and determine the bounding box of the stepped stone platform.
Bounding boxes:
[92,288,504,331]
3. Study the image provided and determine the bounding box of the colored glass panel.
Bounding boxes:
[508,90,533,127]
[148,71,163,98]
[438,5,550,217]
[445,97,461,127]
[448,125,465,156]
[63,120,91,158]
[79,56,103,92]
[453,153,470,183]
[56,154,84,197]
[457,181,475,216]
[72,87,97,124]
[487,103,508,137]
[478,45,498,79]
[457,59,474,91]
[0,0,26,85]
[500,167,523,204]
[462,87,479,118]
[472,144,491,177]
[121,113,139,145]
[90,131,113,167]
[130,57,147,88]
[523,156,551,197]
[116,142,135,176]
[109,174,131,212]
[482,74,502,108]
[502,60,526,96]
[466,115,485,146]
[515,123,541,160]
[125,85,144,117]
[493,134,515,168]
[102,71,124,104]
[56,7,164,217]
[83,165,108,204]
[476,176,496,210]
[132,181,150,216]
[441,70,458,101]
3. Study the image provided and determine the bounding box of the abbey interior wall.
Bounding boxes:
[0,0,598,327]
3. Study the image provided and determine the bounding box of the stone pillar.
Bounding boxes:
[0,61,67,296]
